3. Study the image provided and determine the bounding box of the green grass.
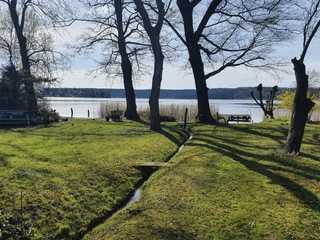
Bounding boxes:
[0,120,188,239]
[85,120,320,240]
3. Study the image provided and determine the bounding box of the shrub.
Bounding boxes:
[277,90,320,122]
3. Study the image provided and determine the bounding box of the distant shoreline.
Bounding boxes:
[42,87,304,100]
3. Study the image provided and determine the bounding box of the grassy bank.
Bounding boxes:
[85,120,320,240]
[0,120,188,239]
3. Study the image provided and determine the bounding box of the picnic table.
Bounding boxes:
[217,113,252,125]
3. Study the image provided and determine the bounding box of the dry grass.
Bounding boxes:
[98,101,218,122]
[274,108,320,122]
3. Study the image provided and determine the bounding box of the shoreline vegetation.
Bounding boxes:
[98,102,218,123]
[41,87,320,100]
[0,119,319,239]
[98,101,320,123]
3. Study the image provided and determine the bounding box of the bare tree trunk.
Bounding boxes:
[114,0,139,121]
[189,46,215,123]
[177,2,214,123]
[149,38,164,131]
[286,58,315,154]
[9,0,37,111]
[133,0,166,131]
[122,59,139,120]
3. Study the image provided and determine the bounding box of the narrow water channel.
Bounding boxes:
[125,134,193,208]
[79,133,193,239]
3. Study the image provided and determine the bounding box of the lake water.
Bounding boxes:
[46,97,265,123]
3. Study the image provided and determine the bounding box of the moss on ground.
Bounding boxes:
[0,120,187,239]
[85,120,320,240]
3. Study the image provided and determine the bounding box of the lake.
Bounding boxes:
[46,97,266,123]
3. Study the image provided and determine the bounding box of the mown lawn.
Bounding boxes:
[85,120,320,240]
[0,120,188,239]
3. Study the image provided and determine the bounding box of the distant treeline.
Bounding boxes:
[41,87,318,100]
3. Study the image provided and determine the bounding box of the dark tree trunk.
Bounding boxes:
[122,60,139,120]
[177,1,215,123]
[189,46,215,123]
[286,58,315,154]
[133,0,165,131]
[149,37,164,131]
[9,0,37,111]
[114,0,139,121]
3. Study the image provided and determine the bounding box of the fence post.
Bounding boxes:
[183,108,188,130]
[71,108,73,119]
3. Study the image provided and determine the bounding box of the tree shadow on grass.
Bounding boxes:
[228,125,288,146]
[300,152,320,162]
[159,125,190,147]
[0,154,8,167]
[188,126,320,212]
[193,136,320,178]
[189,141,320,212]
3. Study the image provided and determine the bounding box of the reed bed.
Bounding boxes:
[274,108,320,122]
[98,101,218,122]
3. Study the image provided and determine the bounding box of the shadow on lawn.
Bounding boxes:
[189,125,320,212]
[229,125,289,146]
[0,154,8,167]
[159,125,190,146]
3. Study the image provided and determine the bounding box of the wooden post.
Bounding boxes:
[183,108,188,130]
[71,108,73,119]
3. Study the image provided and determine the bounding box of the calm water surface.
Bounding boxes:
[46,97,265,123]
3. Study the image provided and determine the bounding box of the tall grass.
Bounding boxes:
[274,108,320,122]
[98,101,218,122]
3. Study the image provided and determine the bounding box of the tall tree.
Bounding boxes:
[286,0,320,154]
[76,0,146,120]
[133,0,170,130]
[0,0,66,111]
[167,0,289,123]
[0,0,37,110]
[114,0,139,120]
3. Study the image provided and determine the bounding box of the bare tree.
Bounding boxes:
[75,0,148,121]
[0,12,19,67]
[165,0,290,123]
[251,84,278,119]
[133,0,170,130]
[286,0,320,154]
[0,0,66,111]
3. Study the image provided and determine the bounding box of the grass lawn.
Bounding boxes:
[85,120,320,240]
[0,120,188,239]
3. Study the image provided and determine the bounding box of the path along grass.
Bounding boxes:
[85,120,320,240]
[0,120,187,239]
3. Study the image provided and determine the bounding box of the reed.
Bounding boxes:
[98,101,218,122]
[274,108,320,122]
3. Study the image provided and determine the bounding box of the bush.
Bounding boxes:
[38,101,60,124]
[277,90,320,122]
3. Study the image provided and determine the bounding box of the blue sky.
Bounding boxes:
[53,21,320,90]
